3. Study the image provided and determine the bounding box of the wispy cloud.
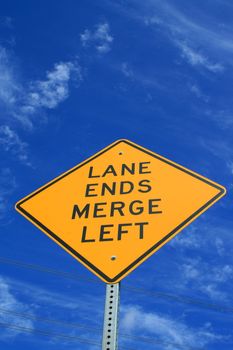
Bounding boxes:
[119,61,162,92]
[0,44,83,226]
[181,258,233,300]
[200,138,232,164]
[0,16,13,29]
[0,276,34,339]
[0,125,30,165]
[0,276,103,346]
[27,61,81,108]
[0,46,20,108]
[206,109,233,130]
[176,41,224,72]
[81,22,113,54]
[169,220,233,301]
[0,43,82,170]
[215,237,225,256]
[121,305,226,349]
[121,62,134,79]
[0,45,82,129]
[189,83,209,102]
[122,0,233,71]
[196,136,233,189]
[0,168,16,222]
[227,161,233,176]
[16,60,82,128]
[171,223,231,258]
[145,1,233,53]
[5,277,103,323]
[170,225,201,249]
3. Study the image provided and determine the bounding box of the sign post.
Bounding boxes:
[102,283,120,350]
[15,139,226,347]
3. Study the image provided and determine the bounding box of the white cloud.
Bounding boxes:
[176,41,224,72]
[16,60,82,128]
[199,138,233,186]
[81,23,113,54]
[121,305,225,348]
[200,138,232,161]
[217,112,233,129]
[200,284,227,300]
[182,262,200,279]
[80,29,91,45]
[6,277,103,320]
[227,161,233,174]
[189,84,209,102]
[170,225,201,249]
[0,168,16,221]
[168,222,232,301]
[171,222,232,263]
[0,45,82,129]
[0,125,30,165]
[214,264,233,283]
[27,61,81,109]
[0,16,13,29]
[215,237,225,256]
[121,62,134,79]
[0,46,20,107]
[0,276,34,339]
[126,1,231,71]
[0,276,103,346]
[180,258,233,301]
[199,136,233,189]
[0,45,83,223]
[119,61,162,91]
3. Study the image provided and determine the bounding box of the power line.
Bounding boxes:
[1,256,233,315]
[0,321,101,346]
[0,256,97,284]
[0,322,179,350]
[0,306,101,332]
[0,322,166,350]
[124,285,233,314]
[0,320,206,350]
[0,318,230,350]
[0,307,204,350]
[120,333,203,350]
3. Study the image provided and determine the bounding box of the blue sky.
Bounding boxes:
[0,0,233,349]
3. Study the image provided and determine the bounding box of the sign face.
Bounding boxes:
[15,139,226,283]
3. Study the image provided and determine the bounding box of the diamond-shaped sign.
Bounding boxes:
[15,139,226,283]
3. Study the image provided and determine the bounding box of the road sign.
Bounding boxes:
[15,139,226,283]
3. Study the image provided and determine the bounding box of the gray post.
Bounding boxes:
[102,283,120,350]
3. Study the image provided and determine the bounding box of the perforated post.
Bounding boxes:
[102,283,120,350]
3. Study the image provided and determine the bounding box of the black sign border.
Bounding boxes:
[16,139,226,283]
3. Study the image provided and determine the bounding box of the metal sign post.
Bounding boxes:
[102,283,120,350]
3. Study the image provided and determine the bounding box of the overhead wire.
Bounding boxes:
[0,256,97,284]
[1,256,233,315]
[0,322,184,350]
[124,285,233,314]
[0,306,101,332]
[0,322,178,350]
[0,306,205,350]
[0,321,101,346]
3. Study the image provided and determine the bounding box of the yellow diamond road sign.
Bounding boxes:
[15,139,226,283]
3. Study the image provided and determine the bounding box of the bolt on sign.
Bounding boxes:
[15,139,226,283]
